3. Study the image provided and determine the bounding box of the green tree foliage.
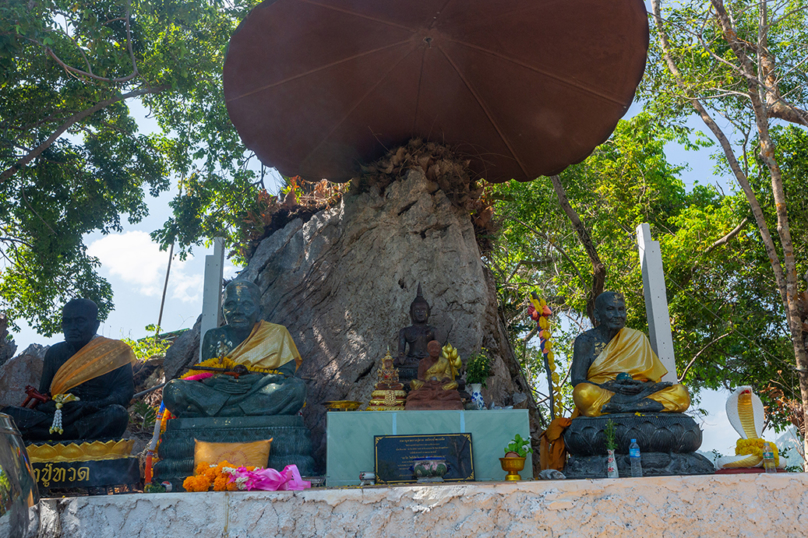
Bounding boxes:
[122,324,170,360]
[0,0,260,334]
[490,113,801,431]
[644,0,808,463]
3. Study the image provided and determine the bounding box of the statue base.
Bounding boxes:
[562,412,714,478]
[565,451,715,478]
[26,439,140,496]
[153,415,316,491]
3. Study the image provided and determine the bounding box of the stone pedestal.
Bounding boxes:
[563,413,714,478]
[326,409,530,486]
[153,415,316,490]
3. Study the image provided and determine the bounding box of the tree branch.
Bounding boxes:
[0,85,168,183]
[651,0,788,309]
[705,218,748,253]
[549,174,605,323]
[679,331,733,382]
[507,216,590,296]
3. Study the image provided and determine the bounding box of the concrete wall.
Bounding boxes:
[30,473,808,537]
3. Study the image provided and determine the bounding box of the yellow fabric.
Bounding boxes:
[49,337,136,396]
[586,328,668,384]
[227,321,302,371]
[573,328,690,417]
[573,381,690,417]
[539,417,571,471]
[193,439,272,468]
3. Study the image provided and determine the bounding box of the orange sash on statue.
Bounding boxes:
[49,337,136,396]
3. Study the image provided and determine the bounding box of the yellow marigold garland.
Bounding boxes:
[182,460,258,492]
[735,438,779,467]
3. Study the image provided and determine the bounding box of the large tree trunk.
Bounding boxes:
[239,168,537,471]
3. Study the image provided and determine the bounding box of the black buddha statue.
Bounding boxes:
[3,299,134,441]
[396,284,440,390]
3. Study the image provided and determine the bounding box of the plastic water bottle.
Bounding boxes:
[762,442,777,474]
[629,439,643,477]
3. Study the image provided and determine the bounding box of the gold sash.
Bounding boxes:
[586,327,668,384]
[50,337,136,396]
[227,321,302,371]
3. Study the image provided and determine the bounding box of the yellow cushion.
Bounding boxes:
[193,438,272,468]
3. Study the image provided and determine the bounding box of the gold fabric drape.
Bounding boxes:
[227,321,302,371]
[586,328,668,384]
[573,328,690,417]
[50,337,136,396]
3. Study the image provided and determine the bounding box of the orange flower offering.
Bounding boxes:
[182,460,259,492]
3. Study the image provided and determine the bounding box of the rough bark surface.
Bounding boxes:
[236,169,533,469]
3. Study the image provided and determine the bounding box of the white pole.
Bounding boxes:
[199,237,225,362]
[636,223,677,383]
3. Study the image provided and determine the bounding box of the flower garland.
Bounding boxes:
[735,438,780,467]
[528,293,562,418]
[183,461,252,492]
[182,461,311,492]
[49,393,79,435]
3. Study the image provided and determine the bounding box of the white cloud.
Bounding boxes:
[87,231,203,304]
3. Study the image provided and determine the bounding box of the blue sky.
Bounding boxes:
[7,97,789,457]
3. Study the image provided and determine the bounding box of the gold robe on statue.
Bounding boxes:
[572,328,690,417]
[227,321,302,371]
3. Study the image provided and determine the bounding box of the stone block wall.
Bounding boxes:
[28,473,808,537]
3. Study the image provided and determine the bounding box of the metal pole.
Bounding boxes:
[156,242,174,335]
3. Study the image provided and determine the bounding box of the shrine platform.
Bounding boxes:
[29,473,808,537]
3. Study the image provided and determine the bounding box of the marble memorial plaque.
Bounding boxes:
[374,433,474,484]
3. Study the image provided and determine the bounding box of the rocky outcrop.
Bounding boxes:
[240,169,535,469]
[163,316,201,380]
[0,344,49,408]
[0,313,17,367]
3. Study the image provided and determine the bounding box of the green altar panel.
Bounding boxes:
[326,409,530,486]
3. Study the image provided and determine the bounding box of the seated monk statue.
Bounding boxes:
[405,340,463,410]
[2,299,135,441]
[163,280,306,417]
[570,291,690,417]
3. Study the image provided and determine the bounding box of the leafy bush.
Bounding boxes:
[466,348,492,387]
[504,433,532,458]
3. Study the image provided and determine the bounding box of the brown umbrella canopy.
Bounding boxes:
[223,0,649,183]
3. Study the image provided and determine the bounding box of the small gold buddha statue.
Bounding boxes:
[405,341,463,410]
[367,349,406,411]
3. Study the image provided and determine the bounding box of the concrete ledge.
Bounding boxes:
[29,473,808,537]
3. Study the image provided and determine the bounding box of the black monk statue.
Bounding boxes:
[163,280,307,417]
[570,291,690,416]
[3,299,135,441]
